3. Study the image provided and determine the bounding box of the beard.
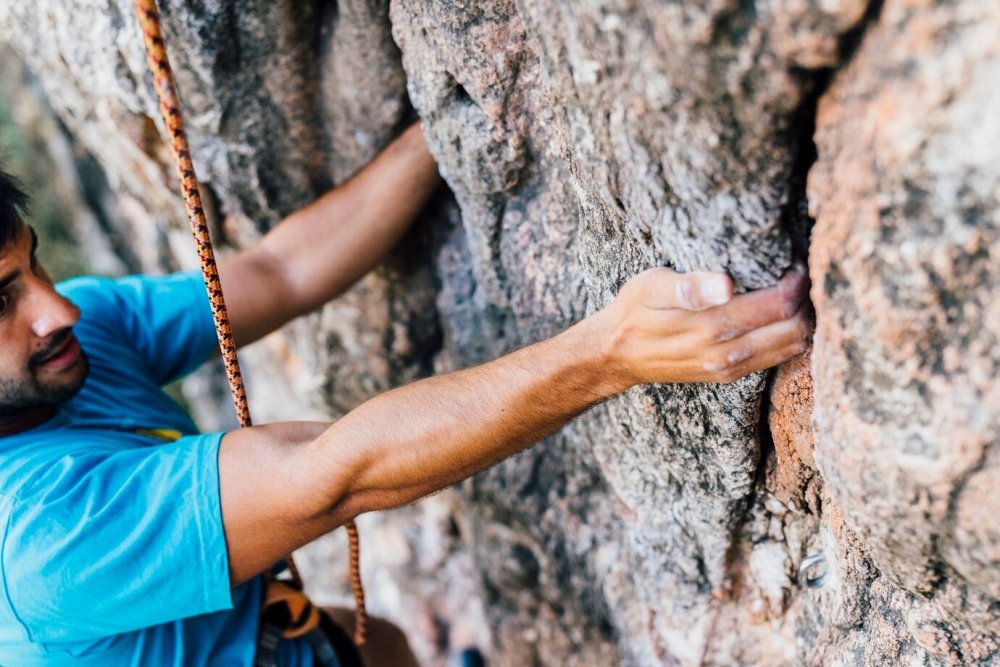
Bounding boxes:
[0,330,90,416]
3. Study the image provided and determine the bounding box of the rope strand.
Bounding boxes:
[134,0,250,429]
[345,522,367,645]
[134,0,366,646]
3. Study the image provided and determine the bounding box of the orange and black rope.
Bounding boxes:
[134,0,367,646]
[344,521,368,643]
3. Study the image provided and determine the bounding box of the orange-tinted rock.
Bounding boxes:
[768,352,818,510]
[809,0,1000,659]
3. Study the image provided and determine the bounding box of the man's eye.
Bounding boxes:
[0,294,9,316]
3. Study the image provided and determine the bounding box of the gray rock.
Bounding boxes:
[1,0,997,664]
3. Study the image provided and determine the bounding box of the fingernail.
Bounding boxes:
[675,281,695,309]
[702,278,730,305]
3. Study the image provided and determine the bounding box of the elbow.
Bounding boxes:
[319,475,415,526]
[322,494,366,527]
[309,436,387,525]
[309,415,426,524]
[323,491,380,527]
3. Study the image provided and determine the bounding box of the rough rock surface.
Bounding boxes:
[1,0,997,665]
[808,0,1000,662]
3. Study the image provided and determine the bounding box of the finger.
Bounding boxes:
[676,339,807,385]
[693,267,808,342]
[702,306,812,379]
[720,340,809,383]
[625,306,692,361]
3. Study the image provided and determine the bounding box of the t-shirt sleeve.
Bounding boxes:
[0,433,232,644]
[59,271,219,386]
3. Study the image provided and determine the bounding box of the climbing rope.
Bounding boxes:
[134,0,367,646]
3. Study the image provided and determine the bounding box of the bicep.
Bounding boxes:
[218,422,352,585]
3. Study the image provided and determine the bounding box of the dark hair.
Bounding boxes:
[0,165,29,248]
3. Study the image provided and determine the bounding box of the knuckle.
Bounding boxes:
[705,350,732,373]
[625,269,653,290]
[727,346,753,366]
[703,317,727,343]
[645,267,675,287]
[674,280,696,309]
[618,279,640,302]
[648,266,674,278]
[797,317,812,340]
[626,267,672,302]
[781,295,800,319]
[715,321,740,343]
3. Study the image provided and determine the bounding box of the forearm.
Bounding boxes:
[221,123,440,345]
[315,313,623,520]
[218,321,616,584]
[218,267,810,583]
[269,123,439,306]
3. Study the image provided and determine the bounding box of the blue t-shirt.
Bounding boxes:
[0,272,313,666]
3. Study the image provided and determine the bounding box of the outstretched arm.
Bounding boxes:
[218,122,440,347]
[218,266,810,584]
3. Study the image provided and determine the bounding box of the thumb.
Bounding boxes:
[670,271,733,311]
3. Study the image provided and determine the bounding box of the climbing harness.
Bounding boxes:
[254,579,364,667]
[133,0,368,647]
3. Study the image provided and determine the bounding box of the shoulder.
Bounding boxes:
[59,271,215,385]
[57,272,205,310]
[54,276,134,352]
[57,272,208,338]
[0,431,232,645]
[56,275,120,311]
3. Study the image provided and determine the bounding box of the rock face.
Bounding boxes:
[1,0,997,665]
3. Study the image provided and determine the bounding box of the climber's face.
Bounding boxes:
[0,221,87,417]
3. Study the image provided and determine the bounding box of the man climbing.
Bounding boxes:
[0,122,810,666]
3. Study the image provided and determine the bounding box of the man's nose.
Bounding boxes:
[28,282,80,339]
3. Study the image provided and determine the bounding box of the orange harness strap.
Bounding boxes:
[262,579,324,640]
[133,0,367,646]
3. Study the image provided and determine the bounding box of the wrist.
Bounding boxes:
[564,309,635,399]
